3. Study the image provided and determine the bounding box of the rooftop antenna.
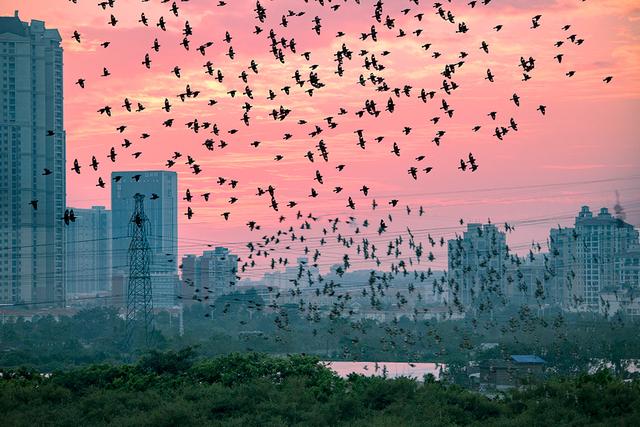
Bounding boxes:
[614,190,626,221]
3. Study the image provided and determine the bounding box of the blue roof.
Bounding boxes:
[511,355,545,364]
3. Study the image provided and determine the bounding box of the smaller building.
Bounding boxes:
[151,272,179,308]
[179,248,239,304]
[198,248,238,297]
[110,272,126,307]
[600,287,640,318]
[478,355,546,391]
[618,246,640,290]
[65,206,112,298]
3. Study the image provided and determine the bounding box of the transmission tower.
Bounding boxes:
[125,193,154,349]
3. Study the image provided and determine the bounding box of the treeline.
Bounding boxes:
[1,302,639,377]
[0,351,638,426]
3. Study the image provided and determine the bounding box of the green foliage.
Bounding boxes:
[138,347,196,375]
[0,307,129,370]
[0,353,638,426]
[1,305,639,383]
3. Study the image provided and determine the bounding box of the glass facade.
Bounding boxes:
[111,171,178,308]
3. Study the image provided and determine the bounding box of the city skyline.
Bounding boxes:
[0,3,636,265]
[0,4,638,307]
[1,2,640,420]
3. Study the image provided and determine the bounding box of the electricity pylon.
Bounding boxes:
[125,193,154,349]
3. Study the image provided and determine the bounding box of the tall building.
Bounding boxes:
[0,12,65,304]
[550,206,639,311]
[575,206,639,309]
[549,226,581,309]
[447,224,509,313]
[600,245,640,318]
[111,171,178,308]
[65,206,111,298]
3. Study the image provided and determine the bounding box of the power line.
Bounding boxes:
[2,183,637,253]
[3,204,640,280]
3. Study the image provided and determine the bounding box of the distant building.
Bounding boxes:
[600,287,640,318]
[111,171,178,308]
[506,257,553,307]
[478,355,546,391]
[264,257,318,295]
[549,226,581,309]
[576,207,638,309]
[0,12,65,304]
[550,206,639,311]
[448,224,509,314]
[65,206,111,298]
[600,245,640,318]
[110,273,126,307]
[180,248,239,303]
[181,255,198,283]
[198,247,239,297]
[618,246,640,290]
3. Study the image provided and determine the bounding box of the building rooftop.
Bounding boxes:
[510,355,546,364]
[0,14,26,37]
[576,206,635,229]
[112,170,177,177]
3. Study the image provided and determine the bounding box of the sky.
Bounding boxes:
[3,0,639,272]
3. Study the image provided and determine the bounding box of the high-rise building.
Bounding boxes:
[0,12,65,304]
[64,206,111,298]
[111,171,178,308]
[549,226,581,309]
[550,206,639,311]
[575,206,639,309]
[447,224,509,314]
[600,245,640,318]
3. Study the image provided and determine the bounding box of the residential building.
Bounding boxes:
[600,245,640,318]
[0,12,65,304]
[197,247,239,298]
[549,226,581,309]
[65,206,111,297]
[576,206,638,309]
[447,224,509,313]
[506,256,554,307]
[179,254,198,304]
[551,206,639,311]
[179,248,239,303]
[600,288,640,318]
[618,246,640,290]
[478,355,546,391]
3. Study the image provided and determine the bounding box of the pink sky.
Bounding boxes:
[3,0,639,272]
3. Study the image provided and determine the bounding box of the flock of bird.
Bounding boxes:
[38,0,621,351]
